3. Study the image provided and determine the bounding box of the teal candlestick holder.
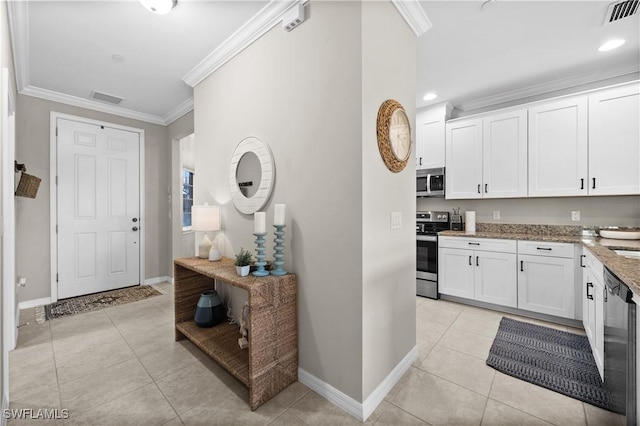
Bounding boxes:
[252,233,269,277]
[271,225,287,276]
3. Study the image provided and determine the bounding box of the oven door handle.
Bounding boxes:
[416,235,437,242]
[426,174,431,194]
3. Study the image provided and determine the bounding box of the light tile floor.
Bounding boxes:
[8,283,625,425]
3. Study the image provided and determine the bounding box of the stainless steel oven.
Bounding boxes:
[417,211,449,299]
[417,167,445,198]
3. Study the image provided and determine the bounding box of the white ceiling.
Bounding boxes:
[8,1,640,124]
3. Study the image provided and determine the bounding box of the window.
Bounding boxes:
[182,169,194,229]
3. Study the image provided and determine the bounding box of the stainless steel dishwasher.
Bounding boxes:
[604,267,636,425]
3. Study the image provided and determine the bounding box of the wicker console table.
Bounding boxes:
[173,257,298,410]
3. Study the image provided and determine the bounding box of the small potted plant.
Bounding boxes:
[234,247,252,277]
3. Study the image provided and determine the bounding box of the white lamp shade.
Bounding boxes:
[192,205,221,231]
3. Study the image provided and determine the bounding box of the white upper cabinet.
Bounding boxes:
[445,118,483,199]
[416,103,452,169]
[588,83,640,195]
[528,95,588,197]
[446,109,527,199]
[482,110,528,198]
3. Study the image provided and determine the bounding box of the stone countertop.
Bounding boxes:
[438,230,640,296]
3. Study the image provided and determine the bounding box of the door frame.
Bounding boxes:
[49,112,146,303]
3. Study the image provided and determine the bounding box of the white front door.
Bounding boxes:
[56,117,140,299]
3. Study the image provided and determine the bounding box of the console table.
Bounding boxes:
[173,257,298,410]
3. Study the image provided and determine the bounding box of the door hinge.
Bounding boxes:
[56,225,58,233]
[56,273,59,282]
[55,176,58,185]
[55,127,58,136]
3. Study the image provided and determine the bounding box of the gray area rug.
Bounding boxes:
[45,285,161,320]
[486,317,622,414]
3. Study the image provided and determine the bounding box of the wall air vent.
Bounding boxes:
[90,90,124,105]
[603,0,639,25]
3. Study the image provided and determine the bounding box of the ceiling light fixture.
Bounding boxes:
[598,39,626,52]
[139,0,177,15]
[423,92,438,101]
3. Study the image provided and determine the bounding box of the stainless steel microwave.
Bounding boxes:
[417,167,445,197]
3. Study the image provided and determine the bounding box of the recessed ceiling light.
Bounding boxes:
[598,39,625,52]
[111,54,125,63]
[139,0,177,15]
[423,92,438,101]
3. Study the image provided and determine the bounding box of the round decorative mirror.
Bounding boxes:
[229,137,275,214]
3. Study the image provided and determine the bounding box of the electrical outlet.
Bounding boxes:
[391,212,402,230]
[493,211,500,220]
[571,211,581,221]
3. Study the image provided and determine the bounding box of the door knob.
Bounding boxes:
[132,226,138,231]
[132,218,138,222]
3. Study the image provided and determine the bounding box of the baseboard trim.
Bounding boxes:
[2,391,9,426]
[17,297,51,310]
[298,345,418,422]
[143,276,171,285]
[362,345,418,420]
[297,368,363,421]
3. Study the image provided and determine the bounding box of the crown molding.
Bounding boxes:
[21,86,167,126]
[459,61,640,112]
[183,0,300,88]
[163,97,194,125]
[6,0,29,91]
[390,0,432,37]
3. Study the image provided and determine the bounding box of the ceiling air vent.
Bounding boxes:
[90,90,124,105]
[603,0,639,25]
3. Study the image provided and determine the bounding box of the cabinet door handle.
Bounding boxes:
[469,255,472,266]
[586,282,594,300]
[476,256,479,267]
[592,177,596,189]
[484,184,488,193]
[419,157,422,166]
[536,247,552,251]
[580,178,584,190]
[520,260,524,272]
[477,184,481,194]
[468,242,480,246]
[580,254,585,268]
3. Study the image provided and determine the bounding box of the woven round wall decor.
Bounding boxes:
[376,99,412,173]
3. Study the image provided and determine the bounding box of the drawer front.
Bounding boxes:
[439,236,516,253]
[517,240,574,258]
[583,248,604,281]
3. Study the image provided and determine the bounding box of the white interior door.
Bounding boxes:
[56,118,140,299]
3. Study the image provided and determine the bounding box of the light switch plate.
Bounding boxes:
[493,211,500,220]
[391,212,402,230]
[571,211,580,221]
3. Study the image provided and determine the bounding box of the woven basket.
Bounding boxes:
[15,173,41,198]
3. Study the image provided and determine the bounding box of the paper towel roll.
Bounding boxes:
[465,211,476,234]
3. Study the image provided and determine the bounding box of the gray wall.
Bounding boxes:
[168,111,195,271]
[15,94,173,302]
[193,0,417,403]
[417,196,640,227]
[361,1,416,399]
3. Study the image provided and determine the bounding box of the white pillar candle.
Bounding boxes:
[274,204,286,226]
[465,211,476,234]
[254,212,266,234]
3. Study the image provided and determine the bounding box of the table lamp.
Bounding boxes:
[192,204,222,261]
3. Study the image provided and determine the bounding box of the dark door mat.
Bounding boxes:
[487,317,623,414]
[45,285,162,320]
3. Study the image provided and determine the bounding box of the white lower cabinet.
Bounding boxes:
[581,248,604,379]
[439,237,517,307]
[439,238,577,317]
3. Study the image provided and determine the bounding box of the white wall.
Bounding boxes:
[361,0,416,400]
[14,95,173,302]
[194,1,365,401]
